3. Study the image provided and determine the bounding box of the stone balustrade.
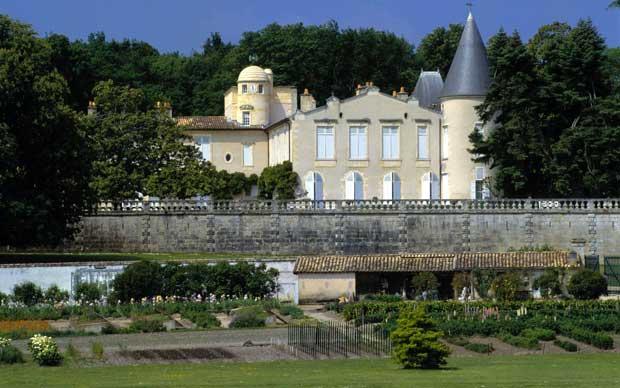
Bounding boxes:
[93,198,620,214]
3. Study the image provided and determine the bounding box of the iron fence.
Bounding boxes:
[288,320,392,359]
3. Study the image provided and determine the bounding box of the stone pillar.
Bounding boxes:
[461,214,471,252]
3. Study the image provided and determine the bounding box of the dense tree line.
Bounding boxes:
[471,19,620,197]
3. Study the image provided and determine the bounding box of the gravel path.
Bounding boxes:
[13,327,288,353]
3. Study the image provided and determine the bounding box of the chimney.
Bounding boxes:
[392,90,397,97]
[397,86,408,101]
[87,101,96,116]
[356,84,363,96]
[300,88,316,112]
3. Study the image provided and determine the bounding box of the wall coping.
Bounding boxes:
[90,199,620,215]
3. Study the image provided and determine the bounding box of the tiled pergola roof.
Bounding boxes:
[293,251,574,274]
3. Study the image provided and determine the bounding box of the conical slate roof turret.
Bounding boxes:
[440,12,490,98]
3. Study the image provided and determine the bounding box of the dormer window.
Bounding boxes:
[258,84,264,94]
[241,84,248,94]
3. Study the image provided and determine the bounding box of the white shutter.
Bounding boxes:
[383,174,393,200]
[359,128,367,159]
[346,173,355,200]
[482,184,491,200]
[441,174,449,199]
[421,174,430,200]
[354,174,363,200]
[326,129,334,159]
[470,181,477,199]
[305,173,316,200]
[243,144,253,166]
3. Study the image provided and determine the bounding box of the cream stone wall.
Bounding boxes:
[224,87,237,121]
[187,130,269,175]
[291,89,442,200]
[268,122,290,166]
[236,81,271,126]
[271,87,297,124]
[441,97,489,199]
[298,273,356,302]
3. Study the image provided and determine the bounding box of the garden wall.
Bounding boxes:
[69,199,620,256]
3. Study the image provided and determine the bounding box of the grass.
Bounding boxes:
[1,354,620,387]
[0,252,289,264]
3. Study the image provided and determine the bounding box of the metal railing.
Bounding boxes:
[92,198,620,214]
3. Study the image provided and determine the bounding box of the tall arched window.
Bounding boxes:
[383,172,401,200]
[345,171,363,200]
[304,172,324,200]
[421,172,440,200]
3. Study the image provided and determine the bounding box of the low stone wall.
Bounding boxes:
[70,199,620,256]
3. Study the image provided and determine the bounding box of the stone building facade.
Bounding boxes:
[177,12,492,200]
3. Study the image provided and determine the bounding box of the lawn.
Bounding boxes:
[0,252,289,264]
[2,354,620,387]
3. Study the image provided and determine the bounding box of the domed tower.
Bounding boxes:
[236,65,273,127]
[440,11,491,200]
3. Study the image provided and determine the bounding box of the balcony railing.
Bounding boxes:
[92,199,620,214]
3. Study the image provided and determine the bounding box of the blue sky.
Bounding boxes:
[2,0,618,54]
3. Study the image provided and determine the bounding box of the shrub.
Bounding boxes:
[533,269,563,298]
[0,292,8,306]
[44,285,69,304]
[13,282,44,306]
[257,161,298,199]
[445,337,469,347]
[464,342,494,353]
[183,311,220,329]
[230,306,267,328]
[74,282,102,304]
[491,273,525,301]
[410,273,439,300]
[554,339,578,352]
[279,304,304,319]
[498,333,540,349]
[568,269,607,300]
[111,260,164,302]
[560,324,614,349]
[91,342,105,360]
[521,328,556,341]
[391,306,450,369]
[28,334,63,366]
[0,336,24,364]
[129,319,166,333]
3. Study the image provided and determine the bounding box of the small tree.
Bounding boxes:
[491,272,524,301]
[410,272,439,300]
[12,282,44,306]
[111,260,163,302]
[533,269,563,298]
[391,306,450,369]
[568,269,607,300]
[74,282,102,304]
[44,285,69,304]
[257,161,299,199]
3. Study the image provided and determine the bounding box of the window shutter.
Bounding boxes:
[354,174,363,200]
[470,181,477,200]
[305,173,315,200]
[393,175,401,200]
[421,174,431,200]
[345,174,354,200]
[482,184,491,200]
[383,174,393,200]
[315,174,324,201]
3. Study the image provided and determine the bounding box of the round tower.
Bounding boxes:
[236,65,273,127]
[440,11,491,200]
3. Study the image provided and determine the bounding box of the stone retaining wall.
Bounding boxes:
[70,199,620,256]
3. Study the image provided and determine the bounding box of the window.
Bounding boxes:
[258,84,264,94]
[345,172,363,200]
[305,172,324,200]
[471,167,489,200]
[250,84,256,93]
[242,111,251,126]
[316,126,335,160]
[382,127,399,160]
[349,127,367,160]
[442,126,449,159]
[195,136,211,161]
[383,172,401,200]
[241,84,248,94]
[225,153,232,163]
[421,172,439,200]
[417,126,429,160]
[243,144,253,166]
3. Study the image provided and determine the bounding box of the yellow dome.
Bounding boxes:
[238,65,269,82]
